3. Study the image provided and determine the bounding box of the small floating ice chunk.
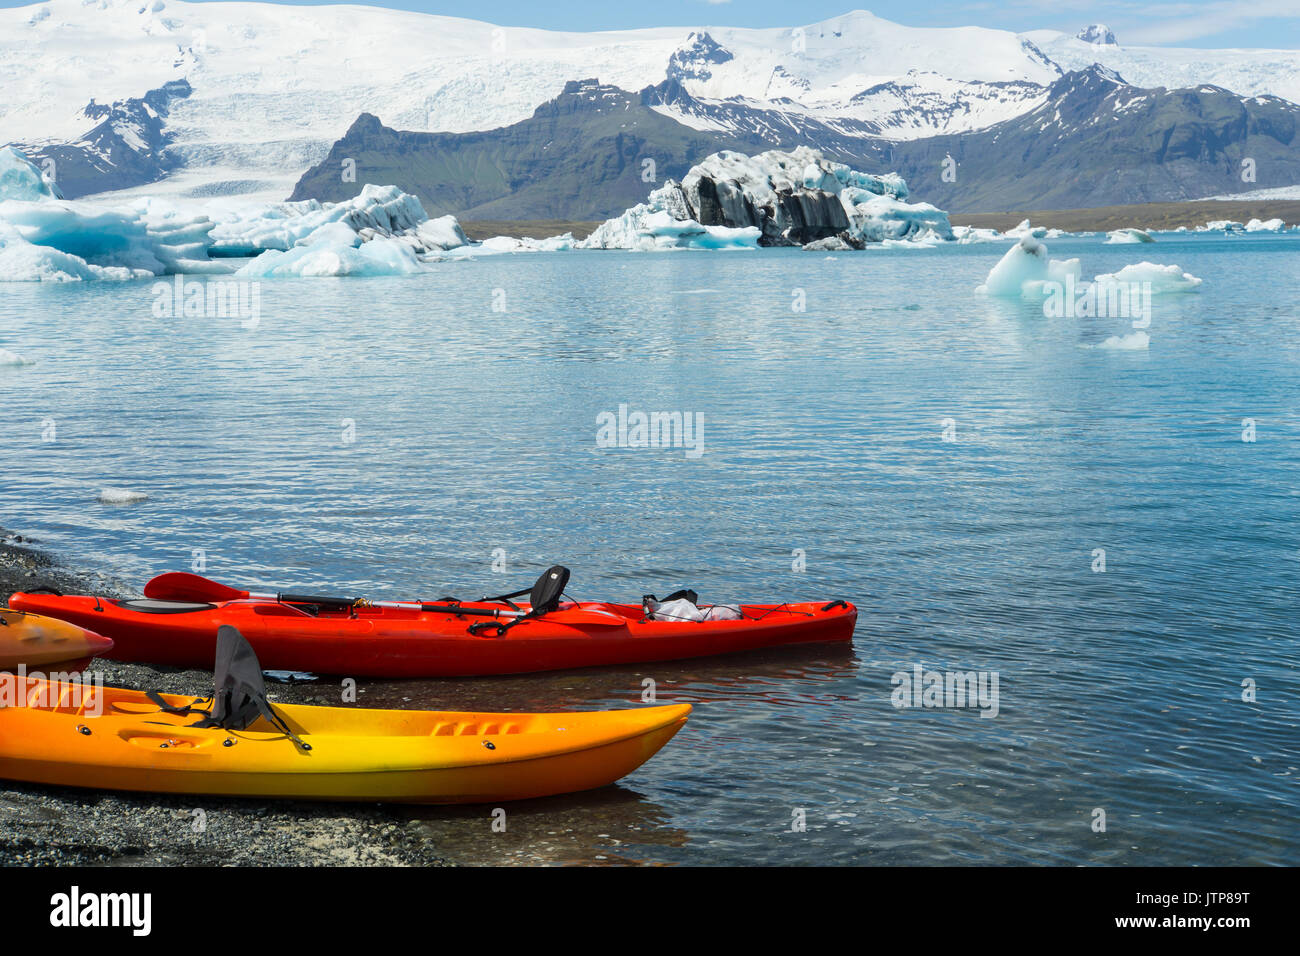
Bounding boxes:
[97,488,149,504]
[1005,218,1046,239]
[1003,219,1066,239]
[1105,227,1155,243]
[881,235,940,249]
[1093,330,1150,350]
[0,348,33,366]
[976,236,1080,297]
[802,235,853,252]
[1093,262,1202,293]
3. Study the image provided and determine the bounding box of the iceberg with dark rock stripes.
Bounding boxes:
[580,147,952,250]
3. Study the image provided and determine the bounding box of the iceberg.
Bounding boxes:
[802,236,854,251]
[979,238,1203,300]
[415,215,471,252]
[0,150,219,280]
[0,348,33,366]
[1105,228,1155,244]
[1244,217,1286,232]
[208,184,436,255]
[1200,220,1245,233]
[1092,262,1202,293]
[1005,219,1047,240]
[976,236,1081,297]
[581,146,950,250]
[0,200,180,275]
[0,147,472,280]
[474,234,578,254]
[97,488,149,505]
[0,220,138,282]
[0,146,62,201]
[1003,219,1068,240]
[951,225,1003,244]
[1093,331,1151,350]
[581,203,759,251]
[848,195,951,244]
[235,235,421,278]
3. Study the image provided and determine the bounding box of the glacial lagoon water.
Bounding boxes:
[1,234,1297,865]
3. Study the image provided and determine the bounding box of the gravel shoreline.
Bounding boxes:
[0,529,452,867]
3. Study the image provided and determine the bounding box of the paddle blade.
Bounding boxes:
[143,572,248,603]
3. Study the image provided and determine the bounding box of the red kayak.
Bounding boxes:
[8,567,856,678]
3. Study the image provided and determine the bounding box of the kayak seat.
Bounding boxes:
[117,599,217,614]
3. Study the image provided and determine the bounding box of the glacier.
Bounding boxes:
[1,5,1068,202]
[7,3,1300,208]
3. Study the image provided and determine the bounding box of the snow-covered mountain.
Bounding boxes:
[290,67,1300,218]
[4,2,1300,206]
[1026,27,1300,104]
[1076,24,1118,47]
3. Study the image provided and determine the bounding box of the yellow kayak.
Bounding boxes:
[0,677,690,804]
[0,608,114,671]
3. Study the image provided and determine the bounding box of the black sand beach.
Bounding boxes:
[0,530,451,867]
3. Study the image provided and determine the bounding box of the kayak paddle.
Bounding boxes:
[141,571,626,625]
[144,572,512,618]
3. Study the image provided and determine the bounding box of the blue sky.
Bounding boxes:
[4,0,1298,48]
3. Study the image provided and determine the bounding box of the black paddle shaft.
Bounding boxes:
[275,593,504,618]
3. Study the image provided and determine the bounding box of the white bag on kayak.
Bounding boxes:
[647,598,706,622]
[645,597,743,623]
[701,604,742,621]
